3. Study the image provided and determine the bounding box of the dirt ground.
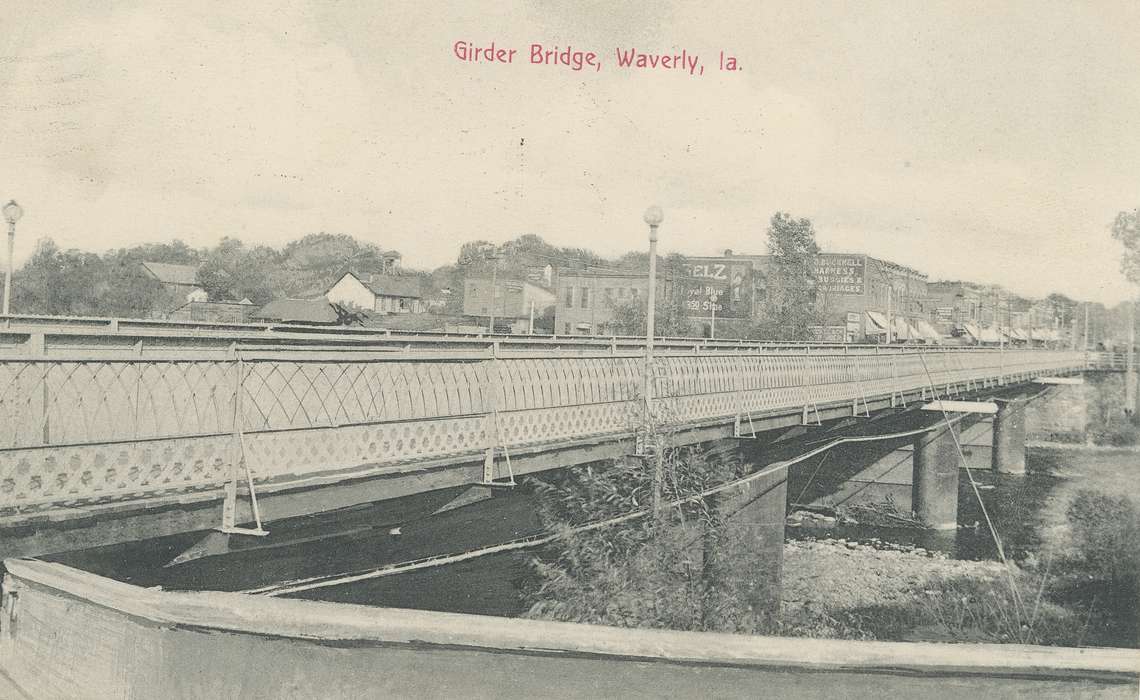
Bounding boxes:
[783,538,1006,612]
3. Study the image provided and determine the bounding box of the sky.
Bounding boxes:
[1,1,1138,303]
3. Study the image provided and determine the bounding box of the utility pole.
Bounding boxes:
[488,258,498,334]
[1083,303,1089,350]
[528,299,535,335]
[1127,301,1136,415]
[886,284,892,344]
[709,286,717,339]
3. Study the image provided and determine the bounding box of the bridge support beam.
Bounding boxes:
[991,401,1027,475]
[706,460,788,626]
[911,426,960,530]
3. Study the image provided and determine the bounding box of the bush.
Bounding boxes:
[1066,490,1140,584]
[522,444,779,633]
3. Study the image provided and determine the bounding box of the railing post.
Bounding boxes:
[222,352,243,531]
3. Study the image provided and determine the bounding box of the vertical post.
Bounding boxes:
[647,227,660,512]
[643,205,663,514]
[3,219,14,315]
[992,400,1027,475]
[1083,304,1089,351]
[222,355,243,530]
[40,365,50,445]
[912,425,960,529]
[1128,301,1137,415]
[488,262,497,335]
[709,288,716,339]
[709,461,788,626]
[885,284,892,344]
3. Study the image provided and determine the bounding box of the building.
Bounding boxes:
[553,270,651,336]
[463,276,556,332]
[377,250,402,274]
[167,299,255,324]
[926,281,985,334]
[552,251,936,342]
[251,298,346,325]
[140,261,208,311]
[325,271,425,314]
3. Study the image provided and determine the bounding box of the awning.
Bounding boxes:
[914,319,943,342]
[977,326,1001,343]
[865,311,888,332]
[893,317,919,341]
[1011,329,1029,342]
[960,322,980,340]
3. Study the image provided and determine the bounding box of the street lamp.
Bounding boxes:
[642,204,664,514]
[643,204,663,381]
[3,200,23,315]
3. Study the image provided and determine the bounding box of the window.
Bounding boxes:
[580,287,590,309]
[631,288,639,298]
[564,323,571,335]
[618,288,627,299]
[604,287,613,299]
[564,286,574,307]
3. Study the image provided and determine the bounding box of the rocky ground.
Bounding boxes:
[783,537,1007,613]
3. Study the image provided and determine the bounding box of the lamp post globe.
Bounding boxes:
[3,201,23,225]
[643,205,664,234]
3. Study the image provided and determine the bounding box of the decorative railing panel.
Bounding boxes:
[0,348,1086,514]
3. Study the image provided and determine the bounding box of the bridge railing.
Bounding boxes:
[1085,351,1127,371]
[0,346,1086,514]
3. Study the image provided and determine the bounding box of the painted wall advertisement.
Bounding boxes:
[680,259,753,320]
[814,254,866,296]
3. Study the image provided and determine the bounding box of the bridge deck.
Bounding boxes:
[0,317,1100,556]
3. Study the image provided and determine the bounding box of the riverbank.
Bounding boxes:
[780,538,1092,645]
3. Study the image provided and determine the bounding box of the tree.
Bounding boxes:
[524,444,777,633]
[607,255,694,337]
[756,212,822,341]
[1111,208,1140,285]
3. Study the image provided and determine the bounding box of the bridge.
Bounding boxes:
[0,314,1104,560]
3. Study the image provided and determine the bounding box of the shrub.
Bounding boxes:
[1066,490,1140,584]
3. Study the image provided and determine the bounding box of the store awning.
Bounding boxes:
[865,311,888,333]
[914,319,943,342]
[977,326,1001,343]
[960,322,980,340]
[893,316,920,341]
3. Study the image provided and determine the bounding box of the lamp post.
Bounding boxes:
[3,200,23,315]
[642,204,664,513]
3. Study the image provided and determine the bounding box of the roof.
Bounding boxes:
[365,275,422,299]
[141,261,200,286]
[334,271,422,299]
[251,298,339,324]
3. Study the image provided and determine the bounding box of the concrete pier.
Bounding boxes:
[992,400,1028,474]
[712,463,788,625]
[911,426,960,529]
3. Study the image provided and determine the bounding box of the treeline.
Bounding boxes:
[9,233,415,318]
[6,214,832,341]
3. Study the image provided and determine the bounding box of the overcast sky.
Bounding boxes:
[1,1,1138,303]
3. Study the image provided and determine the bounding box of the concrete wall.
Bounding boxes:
[1,560,1137,699]
[1027,374,1131,443]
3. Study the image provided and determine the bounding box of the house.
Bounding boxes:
[140,261,208,308]
[325,271,425,314]
[168,299,255,324]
